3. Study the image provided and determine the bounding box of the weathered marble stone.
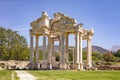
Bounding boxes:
[29,12,94,70]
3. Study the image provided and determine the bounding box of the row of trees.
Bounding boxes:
[0,27,29,60]
[68,49,120,62]
[53,50,120,63]
[87,50,120,62]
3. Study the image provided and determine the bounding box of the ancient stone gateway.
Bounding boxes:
[29,12,94,70]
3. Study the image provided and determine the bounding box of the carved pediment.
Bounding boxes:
[30,11,49,30]
[51,12,76,31]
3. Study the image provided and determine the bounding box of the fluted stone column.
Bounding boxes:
[30,35,34,69]
[87,38,92,68]
[74,35,77,69]
[35,35,39,69]
[42,34,47,69]
[65,33,69,68]
[59,39,61,66]
[48,35,52,69]
[60,33,66,69]
[71,48,75,68]
[59,40,61,53]
[75,31,80,70]
[43,35,46,62]
[79,33,83,70]
[52,40,54,57]
[51,40,55,66]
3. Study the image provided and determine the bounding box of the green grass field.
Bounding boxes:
[0,70,11,80]
[0,70,120,80]
[28,70,120,80]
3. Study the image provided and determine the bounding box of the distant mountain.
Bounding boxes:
[83,46,109,54]
[110,45,120,52]
[39,45,109,54]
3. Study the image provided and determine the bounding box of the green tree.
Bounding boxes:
[39,49,43,60]
[103,52,113,62]
[69,50,73,61]
[114,50,120,58]
[83,50,87,60]
[0,27,29,60]
[92,52,102,61]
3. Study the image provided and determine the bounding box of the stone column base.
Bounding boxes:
[29,62,34,69]
[66,63,70,70]
[34,63,39,69]
[72,64,77,69]
[60,64,66,70]
[41,61,47,69]
[29,64,34,69]
[87,63,92,68]
[76,63,83,70]
[80,63,83,70]
[77,63,80,70]
[47,63,52,69]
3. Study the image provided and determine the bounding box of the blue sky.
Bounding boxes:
[0,0,120,49]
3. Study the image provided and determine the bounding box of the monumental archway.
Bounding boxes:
[29,12,94,70]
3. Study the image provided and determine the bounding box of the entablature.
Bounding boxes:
[30,12,94,39]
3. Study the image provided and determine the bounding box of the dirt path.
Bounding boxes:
[15,71,36,80]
